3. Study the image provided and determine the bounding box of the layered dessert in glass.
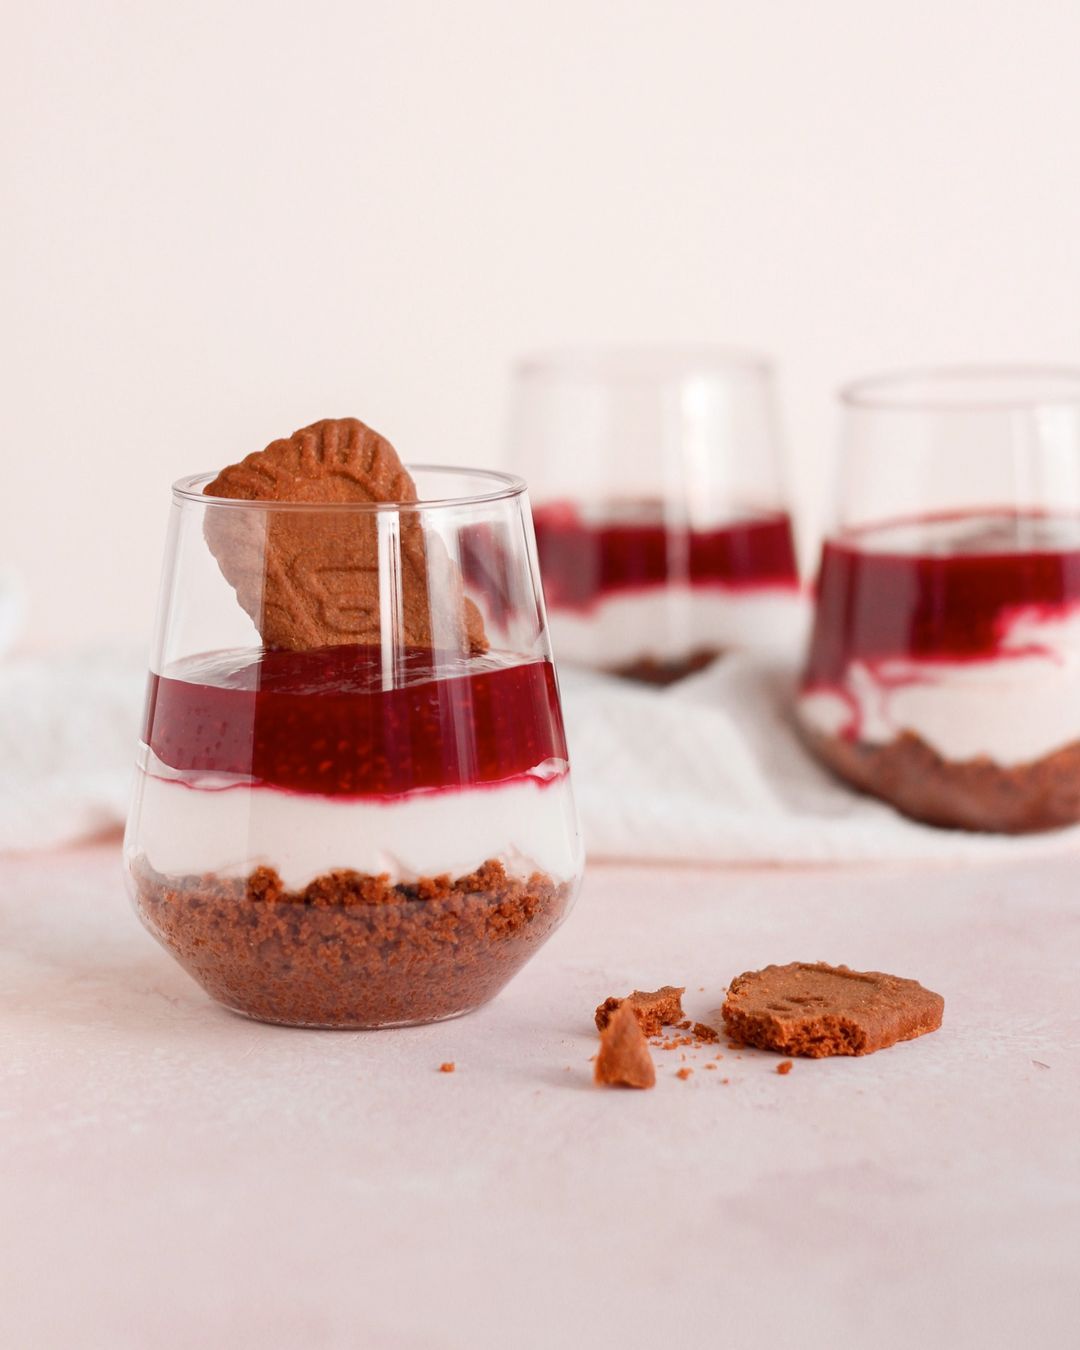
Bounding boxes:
[508,348,805,684]
[125,418,583,1026]
[798,368,1080,832]
[532,500,801,682]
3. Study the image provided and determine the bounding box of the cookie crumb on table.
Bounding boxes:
[776,1060,793,1075]
[594,1003,656,1089]
[676,1067,693,1081]
[595,985,686,1037]
[439,1062,456,1074]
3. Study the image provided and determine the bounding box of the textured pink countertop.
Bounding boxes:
[2,841,1079,1349]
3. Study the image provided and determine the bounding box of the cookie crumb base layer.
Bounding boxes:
[802,725,1080,833]
[132,857,571,1028]
[609,648,722,686]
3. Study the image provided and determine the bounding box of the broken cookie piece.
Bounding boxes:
[594,1002,656,1089]
[594,985,685,1037]
[722,962,944,1058]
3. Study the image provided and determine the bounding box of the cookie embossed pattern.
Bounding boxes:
[125,418,584,1028]
[203,417,487,654]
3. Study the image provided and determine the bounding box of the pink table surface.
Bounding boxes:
[2,840,1079,1349]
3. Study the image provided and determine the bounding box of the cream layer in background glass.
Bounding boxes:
[549,587,809,667]
[798,608,1080,766]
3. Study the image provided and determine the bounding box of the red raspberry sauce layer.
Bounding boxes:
[532,502,799,612]
[803,511,1080,688]
[143,647,568,798]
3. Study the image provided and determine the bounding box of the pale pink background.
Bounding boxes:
[5,1,1080,649]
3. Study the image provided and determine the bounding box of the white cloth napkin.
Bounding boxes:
[0,647,145,853]
[2,645,1079,863]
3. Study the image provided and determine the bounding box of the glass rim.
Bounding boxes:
[841,364,1080,413]
[514,343,773,383]
[173,464,529,512]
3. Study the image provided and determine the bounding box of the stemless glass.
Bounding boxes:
[506,347,804,685]
[798,366,1080,832]
[124,466,583,1027]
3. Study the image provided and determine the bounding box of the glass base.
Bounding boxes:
[217,999,485,1031]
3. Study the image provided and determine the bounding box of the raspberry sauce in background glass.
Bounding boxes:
[124,464,584,1029]
[506,348,806,684]
[532,501,799,608]
[797,367,1080,834]
[803,512,1080,687]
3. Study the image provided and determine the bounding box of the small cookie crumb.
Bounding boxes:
[693,1022,719,1043]
[776,1060,793,1076]
[676,1067,693,1081]
[594,1003,656,1089]
[439,1062,456,1074]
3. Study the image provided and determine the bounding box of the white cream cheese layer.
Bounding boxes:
[129,764,583,890]
[547,585,808,668]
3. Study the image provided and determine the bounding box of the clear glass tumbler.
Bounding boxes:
[506,347,804,684]
[124,467,583,1027]
[798,366,1080,832]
